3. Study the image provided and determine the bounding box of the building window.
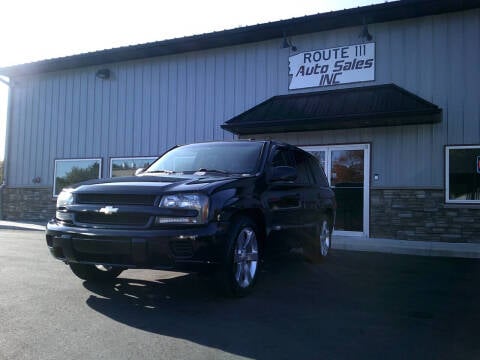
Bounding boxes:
[54,159,102,196]
[110,157,157,177]
[445,145,480,203]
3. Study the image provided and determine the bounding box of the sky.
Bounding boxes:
[0,0,389,160]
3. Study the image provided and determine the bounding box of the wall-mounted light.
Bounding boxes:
[359,18,373,42]
[32,176,41,184]
[281,30,298,52]
[95,68,111,80]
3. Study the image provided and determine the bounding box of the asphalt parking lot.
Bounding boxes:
[1,229,480,360]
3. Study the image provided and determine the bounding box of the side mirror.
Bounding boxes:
[270,166,297,182]
[135,168,144,176]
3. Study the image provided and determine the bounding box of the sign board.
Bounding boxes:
[288,43,375,90]
[477,156,480,174]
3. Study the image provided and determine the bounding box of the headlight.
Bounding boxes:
[56,190,74,222]
[56,190,74,208]
[156,193,209,225]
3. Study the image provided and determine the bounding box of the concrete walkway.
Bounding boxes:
[334,235,480,259]
[0,220,46,231]
[1,220,479,259]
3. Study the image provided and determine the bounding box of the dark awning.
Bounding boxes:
[221,84,442,135]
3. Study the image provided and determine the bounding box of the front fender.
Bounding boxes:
[209,188,265,224]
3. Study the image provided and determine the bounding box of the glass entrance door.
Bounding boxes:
[302,144,370,237]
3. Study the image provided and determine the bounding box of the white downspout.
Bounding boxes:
[0,75,11,219]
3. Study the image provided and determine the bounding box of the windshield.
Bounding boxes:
[145,142,265,175]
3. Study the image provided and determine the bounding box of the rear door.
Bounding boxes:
[292,150,322,229]
[264,147,302,230]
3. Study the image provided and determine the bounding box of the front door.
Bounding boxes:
[302,144,370,237]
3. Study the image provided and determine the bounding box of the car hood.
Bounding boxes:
[70,174,248,195]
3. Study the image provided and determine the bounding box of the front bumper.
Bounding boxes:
[46,220,230,271]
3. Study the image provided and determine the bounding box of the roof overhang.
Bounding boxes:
[221,84,442,135]
[1,0,479,77]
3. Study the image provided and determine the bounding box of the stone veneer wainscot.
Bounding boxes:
[370,189,480,243]
[2,187,56,222]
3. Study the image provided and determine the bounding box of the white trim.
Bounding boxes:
[53,158,102,196]
[109,156,157,177]
[302,144,370,238]
[445,145,480,204]
[334,230,365,237]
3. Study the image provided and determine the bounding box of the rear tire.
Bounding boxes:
[305,216,332,263]
[218,216,261,297]
[69,263,123,282]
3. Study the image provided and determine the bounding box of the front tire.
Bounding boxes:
[218,216,261,297]
[69,263,123,282]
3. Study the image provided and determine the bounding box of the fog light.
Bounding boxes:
[155,216,197,224]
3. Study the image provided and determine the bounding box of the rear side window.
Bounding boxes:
[294,151,316,185]
[308,156,329,187]
[271,148,328,186]
[271,149,296,167]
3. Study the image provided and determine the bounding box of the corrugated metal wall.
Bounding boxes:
[249,9,480,188]
[6,9,480,188]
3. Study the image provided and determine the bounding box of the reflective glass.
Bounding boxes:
[54,159,101,195]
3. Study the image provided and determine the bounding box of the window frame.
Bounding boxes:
[445,145,480,204]
[109,156,157,178]
[53,158,102,197]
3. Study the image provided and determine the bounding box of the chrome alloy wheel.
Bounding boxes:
[233,227,259,288]
[319,220,331,257]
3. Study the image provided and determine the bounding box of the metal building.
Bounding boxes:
[0,0,479,242]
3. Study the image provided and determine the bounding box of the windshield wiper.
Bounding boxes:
[195,168,230,175]
[145,169,176,174]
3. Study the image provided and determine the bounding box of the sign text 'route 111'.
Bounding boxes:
[288,43,375,90]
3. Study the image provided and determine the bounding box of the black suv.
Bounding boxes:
[46,141,336,296]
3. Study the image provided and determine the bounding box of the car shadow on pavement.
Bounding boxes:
[83,252,348,360]
[83,250,480,360]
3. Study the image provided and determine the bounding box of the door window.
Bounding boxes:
[331,150,364,232]
[302,144,369,236]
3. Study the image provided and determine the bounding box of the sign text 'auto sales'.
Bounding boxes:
[288,43,375,90]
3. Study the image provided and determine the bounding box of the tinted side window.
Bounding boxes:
[308,156,329,187]
[271,149,295,167]
[294,151,315,185]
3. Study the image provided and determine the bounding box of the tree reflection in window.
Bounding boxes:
[54,160,101,195]
[111,157,156,177]
[331,150,364,186]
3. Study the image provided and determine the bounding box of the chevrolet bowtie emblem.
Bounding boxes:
[99,206,119,215]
